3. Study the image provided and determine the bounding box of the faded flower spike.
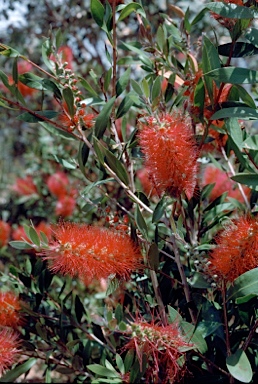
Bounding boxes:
[138,113,199,199]
[41,222,143,284]
[209,215,258,282]
[0,329,20,376]
[125,320,193,383]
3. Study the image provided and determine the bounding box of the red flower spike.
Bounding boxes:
[209,215,258,282]
[202,164,250,203]
[138,113,199,199]
[12,176,38,196]
[0,329,20,376]
[124,319,192,383]
[41,222,143,284]
[0,292,24,328]
[46,171,69,198]
[0,221,11,248]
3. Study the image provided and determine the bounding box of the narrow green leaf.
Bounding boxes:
[211,106,258,120]
[9,241,34,250]
[218,42,258,58]
[135,205,148,239]
[87,364,120,377]
[78,141,90,177]
[180,321,208,354]
[62,87,75,117]
[0,44,20,57]
[141,78,150,98]
[232,84,256,109]
[116,92,137,119]
[90,0,105,27]
[231,173,258,190]
[224,118,243,148]
[116,67,131,96]
[41,39,54,72]
[79,77,99,97]
[168,305,183,323]
[152,196,168,223]
[95,96,116,138]
[206,67,258,84]
[202,35,221,102]
[151,76,161,101]
[228,268,258,301]
[29,227,40,247]
[12,57,18,84]
[0,358,37,383]
[131,79,143,96]
[104,67,112,93]
[205,2,255,19]
[39,122,75,140]
[118,3,144,22]
[17,111,58,123]
[105,149,129,185]
[116,354,125,375]
[245,27,258,48]
[242,134,258,150]
[75,295,85,323]
[156,25,165,51]
[226,349,252,383]
[115,304,123,323]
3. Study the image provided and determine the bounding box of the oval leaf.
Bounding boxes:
[226,349,252,383]
[228,268,258,301]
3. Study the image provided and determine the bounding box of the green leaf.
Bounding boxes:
[41,79,62,99]
[188,272,211,289]
[135,205,148,239]
[79,77,99,97]
[205,2,255,19]
[180,321,208,354]
[151,76,161,102]
[62,87,75,117]
[29,226,40,247]
[218,42,258,58]
[9,241,34,250]
[78,141,90,177]
[41,39,54,72]
[0,358,37,382]
[115,303,123,323]
[141,78,150,99]
[12,57,18,84]
[116,354,125,375]
[87,364,120,378]
[152,196,168,223]
[104,67,112,93]
[104,149,129,185]
[206,67,258,84]
[228,268,258,301]
[242,134,258,150]
[226,349,252,383]
[245,27,258,48]
[224,118,243,149]
[168,305,183,323]
[211,106,258,120]
[118,3,144,22]
[116,92,138,119]
[53,155,77,169]
[202,35,221,102]
[17,110,58,123]
[156,25,165,51]
[232,84,256,109]
[231,173,258,190]
[90,0,105,27]
[95,96,116,138]
[116,67,131,96]
[39,122,75,140]
[131,79,143,96]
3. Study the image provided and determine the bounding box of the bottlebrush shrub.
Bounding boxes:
[0,291,24,328]
[2,0,258,383]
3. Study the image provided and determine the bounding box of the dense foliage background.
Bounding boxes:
[1,0,258,383]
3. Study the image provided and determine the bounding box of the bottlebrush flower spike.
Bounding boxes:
[46,171,69,198]
[208,215,258,282]
[124,319,192,383]
[40,222,143,284]
[0,292,24,328]
[201,164,250,203]
[12,176,38,196]
[0,329,20,376]
[0,221,11,248]
[138,113,199,199]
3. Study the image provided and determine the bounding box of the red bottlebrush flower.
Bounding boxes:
[46,171,69,198]
[124,319,192,383]
[12,176,38,196]
[0,329,20,376]
[136,168,159,198]
[41,222,142,284]
[0,221,11,248]
[138,113,199,199]
[55,195,76,217]
[208,215,258,282]
[82,113,95,129]
[202,164,250,203]
[0,291,23,328]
